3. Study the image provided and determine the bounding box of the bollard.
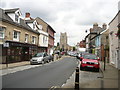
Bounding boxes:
[75,67,79,89]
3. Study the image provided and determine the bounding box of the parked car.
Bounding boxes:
[80,54,100,72]
[30,52,51,65]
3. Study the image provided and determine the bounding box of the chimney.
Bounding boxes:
[90,28,93,33]
[102,23,107,30]
[93,23,98,30]
[25,12,30,18]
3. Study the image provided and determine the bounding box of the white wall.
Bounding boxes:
[109,12,119,68]
[38,30,48,47]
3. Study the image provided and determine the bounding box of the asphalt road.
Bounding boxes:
[2,57,78,88]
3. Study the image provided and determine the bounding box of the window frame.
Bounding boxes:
[13,31,20,41]
[25,34,29,43]
[32,36,36,44]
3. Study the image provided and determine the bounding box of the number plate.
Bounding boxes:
[87,66,93,67]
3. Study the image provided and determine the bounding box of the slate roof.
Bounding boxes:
[4,8,19,13]
[0,8,39,34]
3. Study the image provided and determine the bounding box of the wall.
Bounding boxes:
[109,12,119,68]
[36,18,48,32]
[1,21,39,45]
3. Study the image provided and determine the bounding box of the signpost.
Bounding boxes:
[3,42,9,68]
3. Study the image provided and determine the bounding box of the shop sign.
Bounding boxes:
[3,42,9,47]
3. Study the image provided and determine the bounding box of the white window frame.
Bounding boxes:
[32,36,36,44]
[0,32,4,39]
[15,14,19,22]
[25,34,29,43]
[0,27,6,39]
[13,31,20,41]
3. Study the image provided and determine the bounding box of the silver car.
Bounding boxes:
[30,52,50,65]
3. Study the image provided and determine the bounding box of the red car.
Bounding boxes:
[80,54,100,72]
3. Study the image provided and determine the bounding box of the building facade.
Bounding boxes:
[0,8,39,63]
[109,11,119,68]
[0,8,56,64]
[47,25,56,55]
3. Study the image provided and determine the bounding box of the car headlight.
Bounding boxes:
[82,61,87,64]
[94,62,99,64]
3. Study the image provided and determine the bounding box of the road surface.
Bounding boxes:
[2,57,78,88]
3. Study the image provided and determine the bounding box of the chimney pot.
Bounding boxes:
[25,12,30,18]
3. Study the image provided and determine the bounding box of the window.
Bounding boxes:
[32,36,36,44]
[0,32,4,38]
[43,36,45,43]
[15,14,19,22]
[13,31,20,41]
[25,34,29,43]
[0,27,5,39]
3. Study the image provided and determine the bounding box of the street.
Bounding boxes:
[2,57,78,88]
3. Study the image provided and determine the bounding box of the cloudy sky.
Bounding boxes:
[1,0,120,46]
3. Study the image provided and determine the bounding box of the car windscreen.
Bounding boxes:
[33,53,43,57]
[83,54,97,60]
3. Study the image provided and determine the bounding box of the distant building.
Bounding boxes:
[60,32,68,51]
[79,40,86,48]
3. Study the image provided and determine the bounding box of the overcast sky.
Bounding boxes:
[1,0,120,46]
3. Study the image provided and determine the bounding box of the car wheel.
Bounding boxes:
[95,68,99,72]
[41,60,44,64]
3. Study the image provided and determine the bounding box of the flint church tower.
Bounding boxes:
[60,32,68,51]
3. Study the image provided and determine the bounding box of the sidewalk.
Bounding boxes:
[0,61,30,70]
[0,55,67,76]
[62,61,119,89]
[0,55,66,70]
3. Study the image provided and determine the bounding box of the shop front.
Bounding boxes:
[2,41,37,64]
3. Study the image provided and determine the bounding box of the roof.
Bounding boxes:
[25,19,35,23]
[0,8,39,34]
[4,8,19,13]
[36,17,56,33]
[48,24,56,33]
[109,10,120,25]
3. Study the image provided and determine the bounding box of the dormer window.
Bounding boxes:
[15,14,19,22]
[33,23,35,30]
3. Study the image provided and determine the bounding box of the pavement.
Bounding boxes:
[61,60,119,89]
[0,55,68,76]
